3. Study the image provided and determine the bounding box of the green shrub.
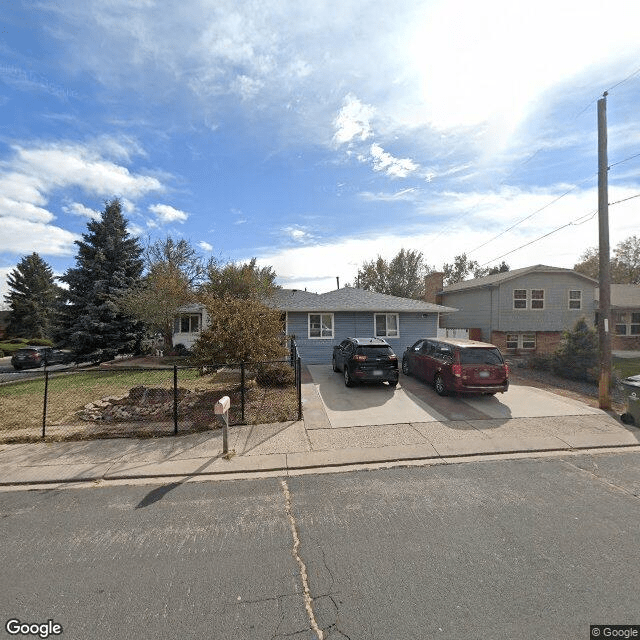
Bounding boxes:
[255,363,295,388]
[528,354,553,371]
[0,349,4,357]
[7,338,27,344]
[552,318,598,383]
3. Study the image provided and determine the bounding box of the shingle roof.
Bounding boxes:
[265,287,456,313]
[595,284,640,308]
[441,264,598,293]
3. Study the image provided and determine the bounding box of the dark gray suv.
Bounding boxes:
[332,337,399,387]
[11,347,66,370]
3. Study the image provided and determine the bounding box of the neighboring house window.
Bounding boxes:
[308,313,334,339]
[174,314,201,333]
[375,313,399,338]
[531,289,544,309]
[506,333,536,349]
[513,289,527,309]
[569,290,582,310]
[615,312,640,336]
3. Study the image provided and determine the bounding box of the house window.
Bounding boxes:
[569,290,582,310]
[174,314,201,334]
[615,312,640,336]
[506,333,536,349]
[513,289,527,309]
[375,313,399,338]
[531,290,544,309]
[309,313,334,339]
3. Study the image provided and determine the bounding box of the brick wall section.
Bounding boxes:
[424,272,444,305]
[612,335,640,350]
[491,331,564,356]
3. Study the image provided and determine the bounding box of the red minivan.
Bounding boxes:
[401,338,509,396]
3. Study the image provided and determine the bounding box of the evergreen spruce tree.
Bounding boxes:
[59,199,144,361]
[4,253,61,339]
[552,318,599,382]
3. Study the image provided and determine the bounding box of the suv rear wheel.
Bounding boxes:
[332,355,339,372]
[344,366,354,387]
[434,374,447,396]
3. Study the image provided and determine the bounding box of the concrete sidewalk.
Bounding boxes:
[1,376,639,487]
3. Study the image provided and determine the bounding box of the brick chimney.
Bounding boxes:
[424,272,444,304]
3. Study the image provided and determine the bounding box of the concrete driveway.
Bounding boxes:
[307,365,603,429]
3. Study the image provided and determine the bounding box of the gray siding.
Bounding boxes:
[287,311,438,364]
[440,288,493,340]
[440,273,595,338]
[496,273,595,332]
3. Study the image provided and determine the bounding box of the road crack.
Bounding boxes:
[281,479,324,640]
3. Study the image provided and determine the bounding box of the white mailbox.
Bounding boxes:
[215,396,231,414]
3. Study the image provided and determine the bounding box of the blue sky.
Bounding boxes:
[1,0,640,303]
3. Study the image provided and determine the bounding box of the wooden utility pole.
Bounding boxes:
[598,92,612,410]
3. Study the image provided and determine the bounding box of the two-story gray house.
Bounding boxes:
[426,265,598,355]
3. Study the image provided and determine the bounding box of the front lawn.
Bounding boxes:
[612,356,640,381]
[0,366,297,443]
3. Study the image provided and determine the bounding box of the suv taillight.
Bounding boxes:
[452,364,462,377]
[504,363,509,376]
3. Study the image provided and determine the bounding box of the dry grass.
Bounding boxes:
[0,366,298,443]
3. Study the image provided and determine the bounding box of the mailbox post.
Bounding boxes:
[214,395,234,458]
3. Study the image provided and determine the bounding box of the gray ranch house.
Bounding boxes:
[425,265,598,356]
[172,288,455,363]
[265,287,456,364]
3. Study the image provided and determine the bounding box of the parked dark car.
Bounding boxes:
[332,337,399,387]
[11,347,67,370]
[402,338,509,396]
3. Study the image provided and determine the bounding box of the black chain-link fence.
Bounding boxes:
[0,353,302,443]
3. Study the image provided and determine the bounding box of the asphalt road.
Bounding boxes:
[1,452,639,640]
[0,356,74,383]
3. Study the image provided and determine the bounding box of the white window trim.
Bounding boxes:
[374,313,400,339]
[506,333,536,349]
[308,313,334,339]
[568,290,582,310]
[530,289,545,310]
[513,289,527,310]
[614,311,640,337]
[174,314,202,334]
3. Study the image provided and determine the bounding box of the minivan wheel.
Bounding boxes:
[402,358,410,375]
[434,374,447,396]
[332,355,339,372]
[344,366,354,387]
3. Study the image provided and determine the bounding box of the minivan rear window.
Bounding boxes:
[460,348,504,365]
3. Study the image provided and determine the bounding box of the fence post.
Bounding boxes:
[297,356,302,421]
[173,365,178,435]
[42,370,49,439]
[240,362,245,424]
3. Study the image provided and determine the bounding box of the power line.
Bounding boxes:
[609,151,640,169]
[476,193,639,267]
[606,64,640,93]
[477,209,598,266]
[609,192,640,206]
[466,174,597,255]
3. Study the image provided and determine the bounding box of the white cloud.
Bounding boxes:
[333,94,375,145]
[0,218,79,256]
[368,143,418,178]
[63,202,101,220]
[198,241,213,251]
[148,203,189,223]
[0,196,54,222]
[359,188,420,202]
[282,226,314,243]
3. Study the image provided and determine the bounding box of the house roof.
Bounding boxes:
[440,264,598,293]
[266,287,456,313]
[595,284,640,308]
